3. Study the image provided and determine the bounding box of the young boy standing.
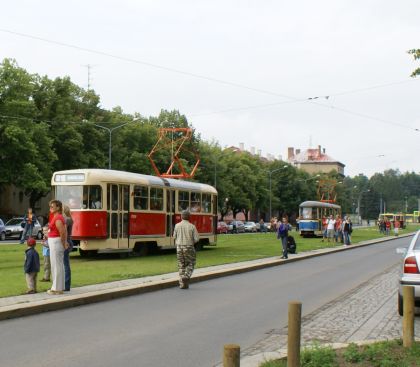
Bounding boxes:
[40,225,51,282]
[24,238,40,294]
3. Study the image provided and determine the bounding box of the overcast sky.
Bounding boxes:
[1,0,419,177]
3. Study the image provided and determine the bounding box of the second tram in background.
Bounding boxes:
[298,200,341,237]
[51,169,218,256]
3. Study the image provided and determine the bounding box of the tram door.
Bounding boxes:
[166,190,175,246]
[108,184,130,248]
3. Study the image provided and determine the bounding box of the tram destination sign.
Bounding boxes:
[54,174,85,182]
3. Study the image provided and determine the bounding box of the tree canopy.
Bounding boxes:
[1,58,419,219]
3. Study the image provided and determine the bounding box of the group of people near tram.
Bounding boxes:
[378,217,401,236]
[320,215,353,245]
[22,202,74,295]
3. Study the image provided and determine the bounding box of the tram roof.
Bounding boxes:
[299,200,341,209]
[52,169,218,194]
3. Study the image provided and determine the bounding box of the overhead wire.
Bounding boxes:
[1,28,419,132]
[0,28,294,100]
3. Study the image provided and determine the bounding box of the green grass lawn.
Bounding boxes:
[1,224,419,298]
[260,339,420,366]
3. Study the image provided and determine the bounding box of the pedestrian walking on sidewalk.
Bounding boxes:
[47,200,68,295]
[277,216,291,259]
[40,225,51,282]
[173,210,200,289]
[24,238,40,294]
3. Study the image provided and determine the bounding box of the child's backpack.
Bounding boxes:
[287,236,297,254]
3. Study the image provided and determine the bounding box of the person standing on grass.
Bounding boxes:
[20,207,37,244]
[277,216,291,259]
[334,215,342,243]
[24,238,40,294]
[393,219,400,236]
[326,215,335,243]
[385,218,391,236]
[321,216,328,242]
[47,200,68,295]
[40,225,50,282]
[63,205,74,291]
[343,216,352,246]
[173,210,199,289]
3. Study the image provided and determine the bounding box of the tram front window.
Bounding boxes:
[301,207,312,219]
[55,185,102,209]
[56,186,83,209]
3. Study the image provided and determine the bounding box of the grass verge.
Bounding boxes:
[260,339,420,366]
[1,224,419,298]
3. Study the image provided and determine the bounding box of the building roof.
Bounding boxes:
[289,147,344,167]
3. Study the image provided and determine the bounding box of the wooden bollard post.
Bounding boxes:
[288,301,302,367]
[403,285,415,348]
[223,344,240,367]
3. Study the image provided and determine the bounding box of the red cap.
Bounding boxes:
[27,238,36,246]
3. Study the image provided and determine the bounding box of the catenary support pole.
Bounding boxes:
[288,301,302,367]
[223,344,240,367]
[403,286,415,348]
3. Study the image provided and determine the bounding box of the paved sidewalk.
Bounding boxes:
[239,262,420,366]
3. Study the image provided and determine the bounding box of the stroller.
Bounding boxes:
[287,236,297,254]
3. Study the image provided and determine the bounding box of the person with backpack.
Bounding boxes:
[277,216,291,259]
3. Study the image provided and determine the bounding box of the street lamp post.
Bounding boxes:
[357,189,370,225]
[93,117,140,169]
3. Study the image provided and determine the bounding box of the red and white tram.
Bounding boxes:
[51,169,218,256]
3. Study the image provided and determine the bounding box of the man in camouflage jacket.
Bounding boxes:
[173,210,200,289]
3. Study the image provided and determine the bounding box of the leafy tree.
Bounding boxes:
[408,49,420,77]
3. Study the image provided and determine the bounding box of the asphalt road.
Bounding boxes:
[0,236,409,367]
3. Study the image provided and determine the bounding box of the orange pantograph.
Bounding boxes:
[147,128,200,179]
[318,179,338,203]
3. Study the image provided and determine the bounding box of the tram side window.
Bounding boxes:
[82,185,103,209]
[150,187,163,211]
[191,192,201,212]
[202,194,211,213]
[111,185,118,211]
[178,191,190,211]
[133,185,148,210]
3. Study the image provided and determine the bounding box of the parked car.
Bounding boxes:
[217,221,229,234]
[4,217,43,240]
[227,220,245,234]
[0,219,6,241]
[397,230,420,315]
[244,221,258,233]
[265,222,272,231]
